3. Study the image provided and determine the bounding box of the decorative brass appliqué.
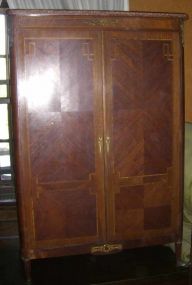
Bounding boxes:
[91,243,123,254]
[87,19,119,26]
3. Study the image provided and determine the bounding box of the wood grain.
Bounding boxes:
[10,11,184,266]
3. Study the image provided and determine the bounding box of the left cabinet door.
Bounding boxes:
[13,28,106,256]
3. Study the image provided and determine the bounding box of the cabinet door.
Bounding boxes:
[14,29,106,251]
[103,31,183,246]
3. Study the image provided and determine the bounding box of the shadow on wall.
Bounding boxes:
[182,122,192,263]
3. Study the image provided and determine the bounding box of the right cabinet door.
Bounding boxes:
[103,31,183,246]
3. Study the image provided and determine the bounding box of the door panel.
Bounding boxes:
[104,31,182,244]
[19,30,106,247]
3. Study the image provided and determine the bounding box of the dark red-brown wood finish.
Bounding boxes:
[9,9,186,271]
[104,32,183,246]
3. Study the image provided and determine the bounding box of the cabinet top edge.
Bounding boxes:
[5,9,188,20]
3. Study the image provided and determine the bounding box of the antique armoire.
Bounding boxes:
[8,9,187,278]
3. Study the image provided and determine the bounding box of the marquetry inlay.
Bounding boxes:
[35,172,97,199]
[163,42,173,61]
[111,40,119,61]
[25,41,36,57]
[81,42,94,61]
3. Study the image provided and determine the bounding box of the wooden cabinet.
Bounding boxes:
[9,10,186,272]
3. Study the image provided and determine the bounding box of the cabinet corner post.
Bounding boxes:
[180,20,184,48]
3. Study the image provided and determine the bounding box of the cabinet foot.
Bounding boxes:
[175,241,183,266]
[22,258,32,283]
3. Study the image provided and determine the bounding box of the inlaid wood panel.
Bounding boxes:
[104,31,182,243]
[10,12,184,263]
[143,41,173,175]
[16,30,106,247]
[35,190,97,240]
